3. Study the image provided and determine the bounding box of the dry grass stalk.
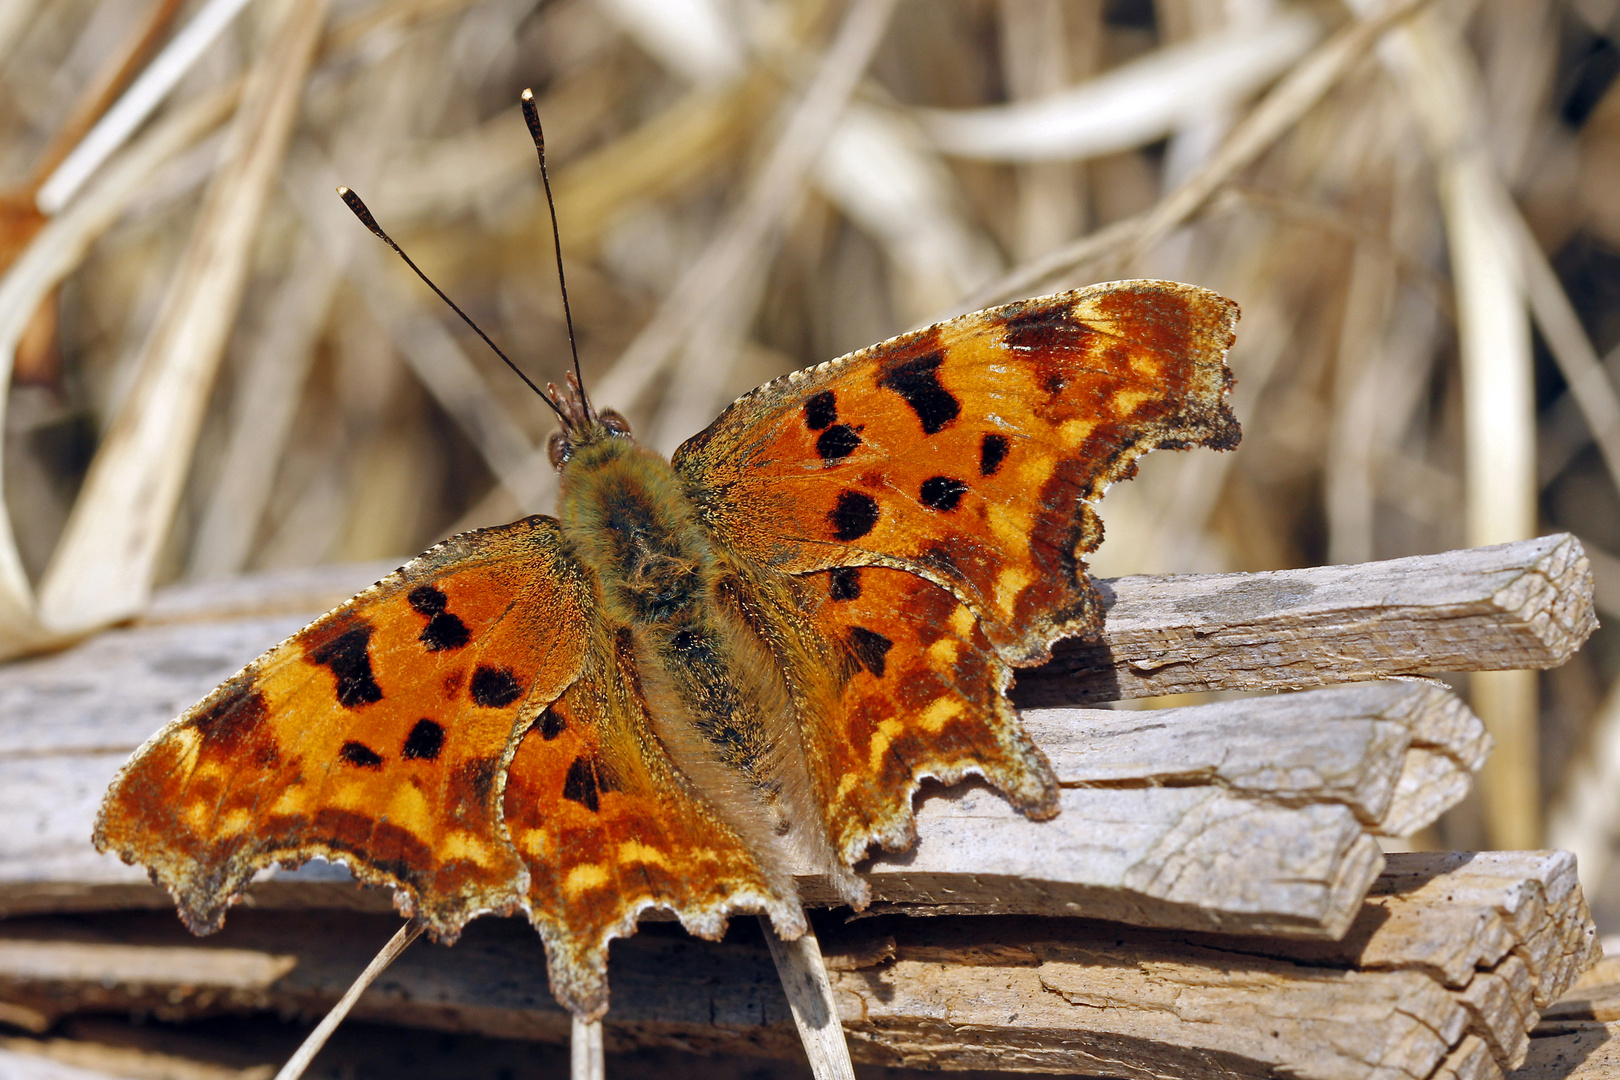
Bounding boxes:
[35,0,331,638]
[270,921,423,1080]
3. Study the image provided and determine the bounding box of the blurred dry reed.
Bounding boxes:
[2,0,1620,928]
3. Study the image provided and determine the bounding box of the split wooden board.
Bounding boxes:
[0,538,1578,941]
[5,673,1480,939]
[0,535,1603,1080]
[0,852,1598,1080]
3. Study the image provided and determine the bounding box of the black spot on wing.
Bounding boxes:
[877,351,959,435]
[408,585,471,651]
[407,585,447,615]
[307,624,383,707]
[804,390,837,430]
[847,627,893,678]
[539,706,566,740]
[829,491,879,541]
[191,678,268,754]
[563,756,600,812]
[919,475,968,512]
[402,719,445,761]
[980,433,1009,476]
[1002,303,1084,352]
[340,741,383,768]
[422,613,470,651]
[470,665,523,708]
[815,424,862,462]
[828,566,862,601]
[423,613,470,651]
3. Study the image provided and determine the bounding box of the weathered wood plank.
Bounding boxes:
[1025,680,1488,835]
[0,1047,136,1080]
[1437,1035,1505,1080]
[1277,852,1600,1007]
[1016,534,1596,705]
[7,537,1587,741]
[0,854,1592,1080]
[3,683,1494,939]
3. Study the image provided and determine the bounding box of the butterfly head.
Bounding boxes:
[546,370,633,469]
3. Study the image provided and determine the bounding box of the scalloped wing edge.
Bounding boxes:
[91,516,575,942]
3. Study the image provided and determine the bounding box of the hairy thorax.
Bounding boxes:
[556,437,852,899]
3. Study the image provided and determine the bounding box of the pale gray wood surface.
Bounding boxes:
[2,679,1486,940]
[1019,533,1597,705]
[0,540,1603,1080]
[0,854,1596,1080]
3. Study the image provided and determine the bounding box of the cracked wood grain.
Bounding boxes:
[1016,534,1597,706]
[3,678,1485,939]
[0,854,1595,1080]
[0,540,1599,1080]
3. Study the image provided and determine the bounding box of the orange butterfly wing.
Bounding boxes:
[794,563,1055,865]
[676,280,1240,865]
[502,639,800,1020]
[675,280,1240,665]
[94,516,591,940]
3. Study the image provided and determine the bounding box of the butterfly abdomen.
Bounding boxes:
[553,434,857,901]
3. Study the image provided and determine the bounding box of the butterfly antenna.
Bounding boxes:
[520,89,591,422]
[336,186,569,425]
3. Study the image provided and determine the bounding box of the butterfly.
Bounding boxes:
[94,277,1240,1022]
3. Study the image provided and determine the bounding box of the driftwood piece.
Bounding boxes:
[2,674,1486,938]
[0,854,1596,1080]
[1017,533,1596,705]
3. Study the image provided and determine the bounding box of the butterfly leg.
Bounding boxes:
[761,914,856,1080]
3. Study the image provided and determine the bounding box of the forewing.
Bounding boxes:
[503,631,801,1021]
[94,516,590,940]
[674,280,1240,664]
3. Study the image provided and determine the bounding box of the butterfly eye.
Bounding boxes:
[547,430,570,469]
[599,409,633,438]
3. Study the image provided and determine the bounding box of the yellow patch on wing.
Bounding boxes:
[564,863,610,897]
[1128,347,1164,378]
[927,636,961,666]
[1111,387,1155,416]
[218,808,253,836]
[617,840,670,868]
[184,801,213,833]
[835,772,860,800]
[1016,453,1055,491]
[1057,417,1096,445]
[868,717,906,772]
[170,726,203,769]
[385,783,431,831]
[431,832,489,864]
[995,564,1033,609]
[919,696,963,733]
